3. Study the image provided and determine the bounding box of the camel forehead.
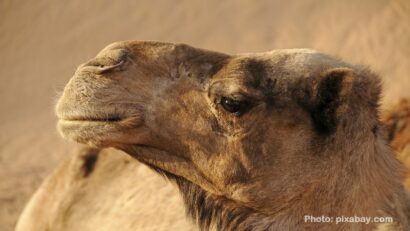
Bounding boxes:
[92,41,352,89]
[95,41,348,73]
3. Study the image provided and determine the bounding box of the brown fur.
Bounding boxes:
[382,99,410,190]
[15,146,195,231]
[19,41,410,230]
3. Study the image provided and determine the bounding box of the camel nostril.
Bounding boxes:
[78,48,129,74]
[80,59,127,74]
[96,60,126,73]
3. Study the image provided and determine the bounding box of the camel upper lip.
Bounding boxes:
[55,104,129,123]
[57,111,142,127]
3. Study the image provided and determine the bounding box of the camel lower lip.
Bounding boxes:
[57,118,141,146]
[57,115,144,148]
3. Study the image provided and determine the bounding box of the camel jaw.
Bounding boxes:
[121,144,224,196]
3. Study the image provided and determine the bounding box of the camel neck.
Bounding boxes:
[147,134,409,230]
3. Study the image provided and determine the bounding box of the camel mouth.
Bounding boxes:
[55,98,144,146]
[55,105,142,125]
[59,116,123,123]
[58,114,142,127]
[57,114,143,147]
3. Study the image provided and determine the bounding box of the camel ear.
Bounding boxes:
[311,68,354,134]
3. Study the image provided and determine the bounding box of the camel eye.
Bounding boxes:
[220,97,251,115]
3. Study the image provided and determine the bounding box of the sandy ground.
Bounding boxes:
[0,0,409,230]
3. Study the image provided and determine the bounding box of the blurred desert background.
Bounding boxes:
[1,0,409,230]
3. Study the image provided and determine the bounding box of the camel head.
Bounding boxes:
[56,41,388,215]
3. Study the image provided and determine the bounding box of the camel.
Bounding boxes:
[16,41,410,230]
[15,146,195,231]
